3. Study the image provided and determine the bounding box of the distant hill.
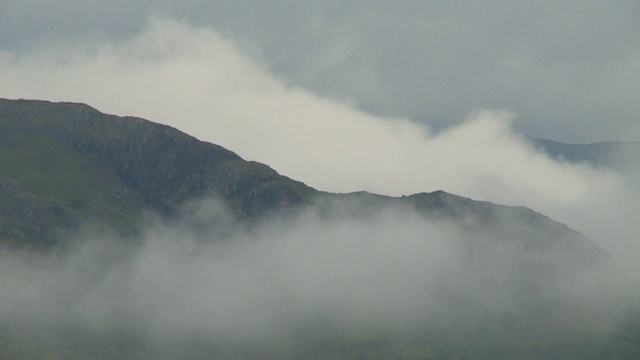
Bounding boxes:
[1,98,638,359]
[528,136,640,171]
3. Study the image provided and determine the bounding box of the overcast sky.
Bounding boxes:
[1,1,639,143]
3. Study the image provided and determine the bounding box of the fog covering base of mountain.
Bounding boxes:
[1,98,640,359]
[1,196,638,360]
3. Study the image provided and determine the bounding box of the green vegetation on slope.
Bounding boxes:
[0,98,317,245]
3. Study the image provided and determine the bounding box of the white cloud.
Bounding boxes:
[0,17,636,263]
[0,18,617,195]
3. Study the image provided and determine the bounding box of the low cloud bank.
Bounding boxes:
[0,197,635,358]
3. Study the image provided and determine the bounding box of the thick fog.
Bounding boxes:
[0,197,634,358]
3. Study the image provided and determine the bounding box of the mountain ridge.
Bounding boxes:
[2,98,639,359]
[0,97,599,257]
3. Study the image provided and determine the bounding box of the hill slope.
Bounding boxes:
[0,98,316,245]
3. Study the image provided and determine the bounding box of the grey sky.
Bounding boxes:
[1,1,639,142]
